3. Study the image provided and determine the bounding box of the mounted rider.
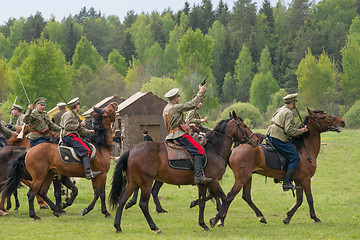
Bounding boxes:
[0,112,17,146]
[8,104,25,131]
[185,97,211,134]
[23,97,61,147]
[266,93,308,191]
[60,97,99,180]
[51,102,66,125]
[163,84,212,184]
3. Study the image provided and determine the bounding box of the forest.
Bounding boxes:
[0,0,359,128]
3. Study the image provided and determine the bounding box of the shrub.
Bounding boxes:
[218,102,263,128]
[343,100,360,128]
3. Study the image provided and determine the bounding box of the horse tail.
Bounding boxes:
[2,152,26,198]
[109,151,129,209]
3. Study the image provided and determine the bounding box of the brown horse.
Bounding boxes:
[3,102,118,220]
[209,109,345,227]
[109,111,260,233]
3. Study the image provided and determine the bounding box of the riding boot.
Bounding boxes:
[282,168,297,191]
[193,155,212,184]
[81,155,101,180]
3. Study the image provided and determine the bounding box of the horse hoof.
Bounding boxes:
[105,213,112,218]
[259,217,267,224]
[209,218,217,228]
[33,216,41,221]
[115,229,122,233]
[60,210,68,215]
[81,208,88,216]
[125,201,135,209]
[154,229,163,234]
[314,217,322,223]
[283,218,290,224]
[190,201,196,208]
[202,226,210,231]
[53,211,60,217]
[156,209,167,213]
[217,220,224,228]
[40,205,50,210]
[0,210,9,216]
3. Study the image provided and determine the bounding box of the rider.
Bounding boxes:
[163,84,212,185]
[185,98,211,134]
[60,97,99,180]
[0,112,17,146]
[23,97,62,147]
[266,93,308,191]
[8,104,25,131]
[51,102,66,125]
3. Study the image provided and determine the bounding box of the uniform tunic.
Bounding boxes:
[60,110,93,157]
[266,104,303,170]
[15,113,25,126]
[0,120,13,138]
[23,109,61,140]
[163,90,205,156]
[185,107,210,133]
[51,110,66,125]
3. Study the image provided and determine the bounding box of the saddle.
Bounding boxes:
[260,138,288,170]
[164,134,207,170]
[58,142,96,164]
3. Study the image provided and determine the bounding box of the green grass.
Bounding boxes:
[0,130,359,239]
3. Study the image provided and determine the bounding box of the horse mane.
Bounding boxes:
[206,118,231,150]
[291,112,319,151]
[90,107,111,151]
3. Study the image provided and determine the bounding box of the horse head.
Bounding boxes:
[306,108,345,133]
[229,110,259,147]
[91,102,118,129]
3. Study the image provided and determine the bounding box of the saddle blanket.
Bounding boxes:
[58,142,96,164]
[260,138,288,170]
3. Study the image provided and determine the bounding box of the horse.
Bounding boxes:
[2,102,118,220]
[109,111,260,233]
[209,109,345,227]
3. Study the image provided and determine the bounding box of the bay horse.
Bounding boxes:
[109,111,260,233]
[209,109,345,227]
[3,102,118,220]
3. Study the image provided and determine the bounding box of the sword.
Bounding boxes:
[292,101,303,125]
[16,67,31,104]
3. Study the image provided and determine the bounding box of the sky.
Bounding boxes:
[0,0,293,25]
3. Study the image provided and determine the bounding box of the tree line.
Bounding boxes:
[0,0,359,128]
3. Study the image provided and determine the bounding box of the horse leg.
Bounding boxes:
[114,183,139,233]
[242,177,266,223]
[6,195,11,210]
[283,179,304,224]
[125,186,139,209]
[37,173,61,217]
[197,185,210,230]
[13,189,20,210]
[139,183,161,233]
[81,181,100,217]
[22,179,49,209]
[300,179,321,223]
[151,180,167,213]
[59,176,78,209]
[52,176,66,214]
[97,175,112,218]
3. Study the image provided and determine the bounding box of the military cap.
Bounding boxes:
[57,102,66,107]
[33,97,47,106]
[143,130,148,134]
[11,104,23,112]
[283,93,298,103]
[68,97,80,108]
[165,88,180,99]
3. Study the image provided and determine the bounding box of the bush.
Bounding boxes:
[218,102,263,128]
[343,100,360,129]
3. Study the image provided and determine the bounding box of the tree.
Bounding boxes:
[10,39,70,108]
[234,44,254,102]
[177,28,214,99]
[219,102,264,128]
[140,76,179,100]
[130,14,154,62]
[144,42,165,77]
[72,36,104,71]
[8,41,30,69]
[258,45,272,74]
[221,72,236,103]
[0,58,11,102]
[297,49,336,110]
[108,49,127,77]
[22,12,46,43]
[250,72,280,113]
[0,33,12,59]
[62,16,83,62]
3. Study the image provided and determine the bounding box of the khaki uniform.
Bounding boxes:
[51,110,66,125]
[163,90,204,140]
[60,111,93,138]
[0,120,14,138]
[266,105,303,142]
[23,109,61,140]
[185,107,211,133]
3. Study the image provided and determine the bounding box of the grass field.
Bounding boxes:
[0,129,359,240]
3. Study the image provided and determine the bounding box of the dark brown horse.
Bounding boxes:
[109,111,260,233]
[209,109,345,227]
[3,102,118,220]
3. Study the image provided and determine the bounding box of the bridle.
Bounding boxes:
[213,118,258,148]
[310,113,337,133]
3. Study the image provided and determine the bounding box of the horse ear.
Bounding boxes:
[307,108,313,115]
[232,110,237,118]
[229,112,232,118]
